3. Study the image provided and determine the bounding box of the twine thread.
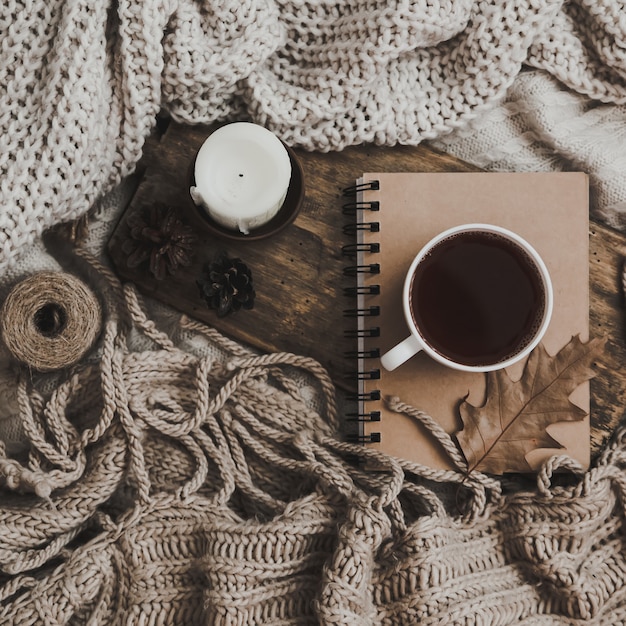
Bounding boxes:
[0,272,102,371]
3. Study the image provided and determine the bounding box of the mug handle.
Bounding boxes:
[380,335,423,371]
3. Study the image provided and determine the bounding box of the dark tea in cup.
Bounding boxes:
[380,224,553,372]
[410,230,546,367]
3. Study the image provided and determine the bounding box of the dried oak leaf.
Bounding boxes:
[455,335,605,475]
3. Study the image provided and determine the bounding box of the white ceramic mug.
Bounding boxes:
[380,224,553,372]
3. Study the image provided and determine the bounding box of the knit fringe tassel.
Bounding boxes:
[1,249,626,625]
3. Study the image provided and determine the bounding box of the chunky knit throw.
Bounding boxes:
[3,0,626,624]
[1,244,626,625]
[3,0,626,276]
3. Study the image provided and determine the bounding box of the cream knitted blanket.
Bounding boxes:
[3,0,626,277]
[3,0,626,624]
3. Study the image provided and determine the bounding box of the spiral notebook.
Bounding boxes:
[345,172,590,473]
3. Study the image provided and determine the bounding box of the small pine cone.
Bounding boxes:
[122,205,196,280]
[197,252,255,317]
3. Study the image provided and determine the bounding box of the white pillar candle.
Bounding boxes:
[190,122,292,235]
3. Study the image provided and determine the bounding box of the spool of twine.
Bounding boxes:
[0,272,102,372]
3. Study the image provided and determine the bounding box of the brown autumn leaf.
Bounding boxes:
[455,335,605,474]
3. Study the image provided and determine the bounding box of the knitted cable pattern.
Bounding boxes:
[1,249,626,625]
[432,69,626,229]
[3,0,626,276]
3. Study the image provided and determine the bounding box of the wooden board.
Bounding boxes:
[107,120,626,459]
[107,122,479,390]
[589,223,626,454]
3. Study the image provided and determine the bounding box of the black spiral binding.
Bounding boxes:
[342,180,381,445]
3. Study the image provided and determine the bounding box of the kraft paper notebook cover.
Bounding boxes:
[350,172,590,473]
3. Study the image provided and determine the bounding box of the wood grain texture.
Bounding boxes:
[589,223,626,454]
[107,121,626,459]
[107,122,479,389]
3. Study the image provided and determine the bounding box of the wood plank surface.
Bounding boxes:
[589,223,626,454]
[107,120,626,460]
[107,122,479,390]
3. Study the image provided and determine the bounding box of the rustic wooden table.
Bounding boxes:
[108,121,626,460]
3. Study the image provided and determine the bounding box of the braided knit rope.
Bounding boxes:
[0,247,624,624]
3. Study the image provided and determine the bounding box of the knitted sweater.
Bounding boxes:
[2,0,626,278]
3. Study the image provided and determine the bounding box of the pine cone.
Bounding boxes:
[197,253,255,317]
[122,206,197,280]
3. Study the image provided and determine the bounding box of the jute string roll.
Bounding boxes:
[0,272,101,371]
